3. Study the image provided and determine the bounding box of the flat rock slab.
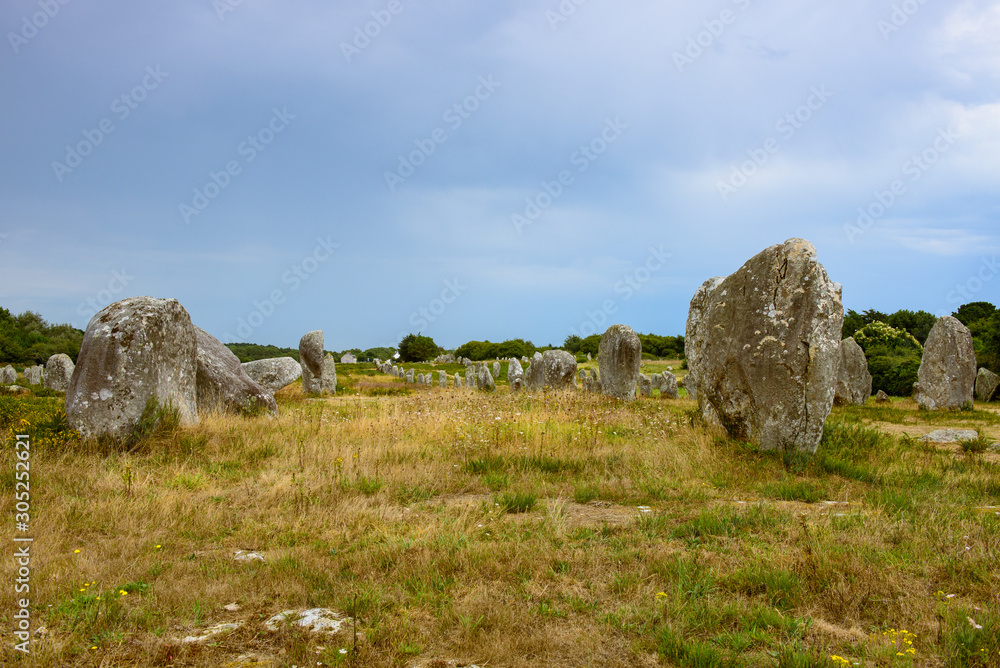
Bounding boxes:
[920,429,979,443]
[264,608,349,634]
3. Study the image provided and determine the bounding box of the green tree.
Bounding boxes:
[363,347,396,361]
[953,302,996,327]
[886,309,938,345]
[854,322,922,397]
[398,333,441,362]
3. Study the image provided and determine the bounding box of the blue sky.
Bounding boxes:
[2,0,998,351]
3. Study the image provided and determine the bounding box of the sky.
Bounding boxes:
[1,0,998,352]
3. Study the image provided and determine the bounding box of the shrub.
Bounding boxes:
[397,334,441,362]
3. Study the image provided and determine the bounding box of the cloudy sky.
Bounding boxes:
[2,0,998,351]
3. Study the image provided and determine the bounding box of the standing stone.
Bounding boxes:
[405,369,415,383]
[340,353,357,364]
[44,353,76,392]
[195,327,276,415]
[914,316,976,411]
[598,324,642,401]
[65,297,198,439]
[834,337,873,406]
[651,373,663,392]
[391,365,399,377]
[579,369,587,381]
[478,366,496,392]
[416,373,425,384]
[511,376,523,391]
[587,352,592,361]
[24,365,44,386]
[455,373,463,388]
[525,350,577,390]
[0,365,16,384]
[874,389,890,403]
[638,374,652,397]
[684,238,843,454]
[684,276,725,413]
[660,372,680,400]
[588,369,601,393]
[975,368,1000,402]
[493,361,501,378]
[438,370,446,387]
[508,358,524,385]
[242,357,302,394]
[299,331,327,395]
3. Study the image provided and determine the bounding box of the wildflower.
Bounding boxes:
[339,649,347,654]
[155,544,161,549]
[119,590,128,596]
[967,617,983,630]
[74,549,81,554]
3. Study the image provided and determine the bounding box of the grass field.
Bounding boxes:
[1,362,999,667]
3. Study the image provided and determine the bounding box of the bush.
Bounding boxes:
[397,334,441,363]
[865,347,921,397]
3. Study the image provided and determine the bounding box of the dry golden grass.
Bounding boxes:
[1,372,999,667]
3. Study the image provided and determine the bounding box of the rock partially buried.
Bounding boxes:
[195,328,276,415]
[874,390,891,404]
[65,297,199,440]
[598,324,642,401]
[340,352,357,364]
[638,374,651,397]
[914,316,976,411]
[921,429,979,443]
[975,368,1000,402]
[834,337,873,406]
[242,357,302,393]
[684,239,843,454]
[0,365,16,384]
[264,608,350,634]
[44,353,75,392]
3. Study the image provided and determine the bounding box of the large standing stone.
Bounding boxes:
[524,350,577,390]
[834,337,873,406]
[44,353,76,392]
[914,316,976,411]
[299,331,326,394]
[195,328,276,415]
[598,324,642,400]
[24,365,44,386]
[975,368,1000,402]
[65,297,199,439]
[660,372,679,400]
[242,357,302,393]
[0,365,16,384]
[684,238,843,453]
